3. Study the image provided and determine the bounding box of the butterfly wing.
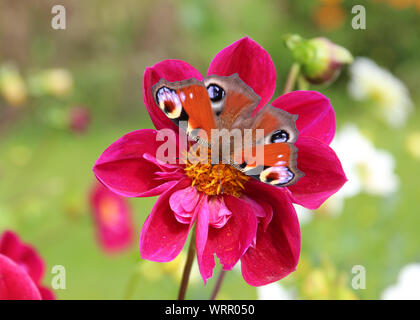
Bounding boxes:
[246,104,299,144]
[234,142,303,187]
[152,75,303,188]
[152,78,217,139]
[231,105,303,187]
[203,74,260,130]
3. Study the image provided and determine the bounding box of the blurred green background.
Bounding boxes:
[0,0,419,299]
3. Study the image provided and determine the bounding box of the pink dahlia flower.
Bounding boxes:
[93,37,346,286]
[90,182,134,253]
[0,230,54,300]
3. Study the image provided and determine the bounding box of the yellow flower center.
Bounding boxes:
[183,148,249,197]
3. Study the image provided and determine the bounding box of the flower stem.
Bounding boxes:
[297,74,309,90]
[177,229,196,300]
[283,63,301,94]
[123,267,140,300]
[210,269,227,300]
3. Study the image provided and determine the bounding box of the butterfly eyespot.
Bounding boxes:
[156,86,173,104]
[207,84,225,102]
[260,166,294,186]
[156,86,182,119]
[270,130,289,143]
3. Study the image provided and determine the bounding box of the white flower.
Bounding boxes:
[294,204,313,225]
[331,124,399,198]
[257,282,294,300]
[382,264,420,300]
[348,57,413,127]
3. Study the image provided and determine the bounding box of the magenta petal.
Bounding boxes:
[143,59,203,131]
[272,90,336,145]
[90,183,134,253]
[0,231,45,284]
[241,180,300,286]
[0,254,41,300]
[243,196,273,232]
[199,195,258,282]
[169,186,199,224]
[207,36,276,112]
[207,197,232,229]
[139,178,195,262]
[169,186,200,214]
[38,286,55,300]
[93,129,176,198]
[221,196,258,266]
[14,245,45,285]
[195,197,212,282]
[287,136,347,210]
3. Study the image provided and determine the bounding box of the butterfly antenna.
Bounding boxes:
[218,165,223,194]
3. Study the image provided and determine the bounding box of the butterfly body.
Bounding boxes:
[152,74,303,187]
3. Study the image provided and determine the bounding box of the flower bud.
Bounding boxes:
[0,64,27,107]
[284,34,353,85]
